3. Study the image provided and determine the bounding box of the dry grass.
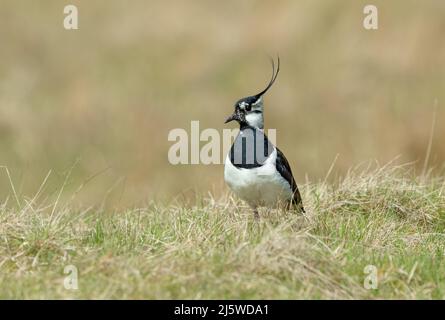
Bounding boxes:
[1,163,444,299]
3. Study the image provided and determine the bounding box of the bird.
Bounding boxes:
[224,56,305,219]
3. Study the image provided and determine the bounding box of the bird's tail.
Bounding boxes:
[290,189,305,213]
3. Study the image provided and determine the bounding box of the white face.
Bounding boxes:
[240,97,264,129]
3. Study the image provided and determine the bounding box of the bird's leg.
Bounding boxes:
[253,208,260,220]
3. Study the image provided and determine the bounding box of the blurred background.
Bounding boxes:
[1,0,444,207]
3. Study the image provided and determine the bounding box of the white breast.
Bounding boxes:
[224,148,293,208]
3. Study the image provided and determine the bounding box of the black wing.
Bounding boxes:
[275,147,305,212]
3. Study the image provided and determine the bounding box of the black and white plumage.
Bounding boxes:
[224,57,304,218]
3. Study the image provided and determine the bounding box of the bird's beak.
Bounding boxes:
[225,108,244,124]
[224,112,237,124]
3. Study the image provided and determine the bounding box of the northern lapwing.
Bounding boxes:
[224,57,304,219]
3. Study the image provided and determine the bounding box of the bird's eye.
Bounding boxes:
[245,104,252,111]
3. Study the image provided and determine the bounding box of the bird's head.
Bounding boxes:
[225,56,280,130]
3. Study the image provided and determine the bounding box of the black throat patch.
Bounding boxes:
[229,126,274,169]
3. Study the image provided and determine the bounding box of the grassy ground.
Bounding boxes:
[1,164,445,299]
